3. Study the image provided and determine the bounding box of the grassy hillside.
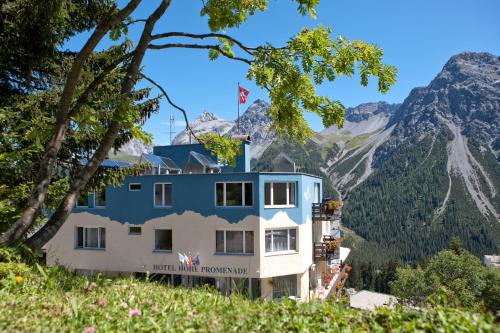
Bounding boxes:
[0,264,495,332]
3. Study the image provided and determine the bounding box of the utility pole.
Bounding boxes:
[168,104,176,145]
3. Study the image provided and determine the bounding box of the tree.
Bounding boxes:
[1,0,397,248]
[390,246,497,311]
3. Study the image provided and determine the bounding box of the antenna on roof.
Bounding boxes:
[168,104,176,145]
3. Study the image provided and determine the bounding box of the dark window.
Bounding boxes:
[216,183,224,206]
[154,183,172,207]
[245,231,254,254]
[216,230,254,254]
[215,182,253,207]
[216,230,225,252]
[245,183,253,206]
[225,183,243,206]
[76,227,105,249]
[77,194,88,207]
[129,183,142,191]
[129,226,142,235]
[95,189,106,207]
[264,183,271,206]
[154,229,172,251]
[264,182,297,207]
[273,275,297,299]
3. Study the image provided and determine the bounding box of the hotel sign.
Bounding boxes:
[152,264,248,276]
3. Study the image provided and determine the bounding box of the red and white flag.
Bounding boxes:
[238,85,249,104]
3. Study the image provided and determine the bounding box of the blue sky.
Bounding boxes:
[66,0,500,145]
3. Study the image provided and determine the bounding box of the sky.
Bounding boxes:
[65,0,500,145]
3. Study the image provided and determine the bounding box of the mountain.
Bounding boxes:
[171,99,275,157]
[255,52,500,262]
[118,139,152,156]
[171,111,234,145]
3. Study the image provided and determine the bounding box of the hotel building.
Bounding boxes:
[44,140,349,300]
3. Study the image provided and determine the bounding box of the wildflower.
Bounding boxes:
[88,282,97,290]
[15,275,24,283]
[83,326,96,333]
[186,311,194,320]
[120,302,128,309]
[98,299,108,308]
[151,305,158,313]
[129,308,142,318]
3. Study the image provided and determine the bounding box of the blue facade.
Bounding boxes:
[75,143,322,225]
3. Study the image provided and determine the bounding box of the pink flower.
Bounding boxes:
[98,299,108,308]
[151,305,158,313]
[84,326,96,333]
[129,308,142,318]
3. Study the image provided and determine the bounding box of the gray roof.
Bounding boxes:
[141,153,181,171]
[188,151,220,169]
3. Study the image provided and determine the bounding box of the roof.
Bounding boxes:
[273,152,295,165]
[349,290,398,310]
[141,153,181,171]
[188,151,220,169]
[81,158,130,168]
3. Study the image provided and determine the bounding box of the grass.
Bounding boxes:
[0,264,496,332]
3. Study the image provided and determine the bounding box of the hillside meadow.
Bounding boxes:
[0,263,496,332]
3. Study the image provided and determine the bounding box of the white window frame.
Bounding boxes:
[76,226,106,250]
[215,230,254,254]
[215,181,253,207]
[153,182,172,208]
[264,182,297,208]
[94,188,106,208]
[129,183,142,191]
[265,228,298,254]
[128,226,142,235]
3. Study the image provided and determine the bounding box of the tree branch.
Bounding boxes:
[140,74,198,141]
[67,52,134,118]
[148,43,253,65]
[151,32,258,54]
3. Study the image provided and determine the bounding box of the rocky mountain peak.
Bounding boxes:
[193,110,220,124]
[346,102,400,122]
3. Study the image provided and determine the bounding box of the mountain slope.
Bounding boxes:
[256,52,500,261]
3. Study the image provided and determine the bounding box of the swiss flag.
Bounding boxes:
[238,85,250,104]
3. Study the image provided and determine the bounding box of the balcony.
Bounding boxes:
[312,202,342,222]
[313,235,342,261]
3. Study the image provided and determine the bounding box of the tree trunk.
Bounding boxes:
[27,0,171,251]
[0,0,142,246]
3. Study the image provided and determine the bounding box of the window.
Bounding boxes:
[215,182,253,207]
[154,183,172,207]
[154,229,172,251]
[273,274,297,299]
[76,227,106,249]
[314,183,320,203]
[265,228,297,253]
[264,182,296,207]
[95,188,106,207]
[129,226,142,235]
[129,183,142,191]
[77,194,88,207]
[215,230,254,254]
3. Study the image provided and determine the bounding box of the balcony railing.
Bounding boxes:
[312,203,341,222]
[313,235,342,261]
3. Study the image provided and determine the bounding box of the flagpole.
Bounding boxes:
[237,82,240,134]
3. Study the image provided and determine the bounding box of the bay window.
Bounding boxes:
[265,228,297,253]
[215,182,253,207]
[216,230,254,254]
[76,227,106,249]
[264,182,296,207]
